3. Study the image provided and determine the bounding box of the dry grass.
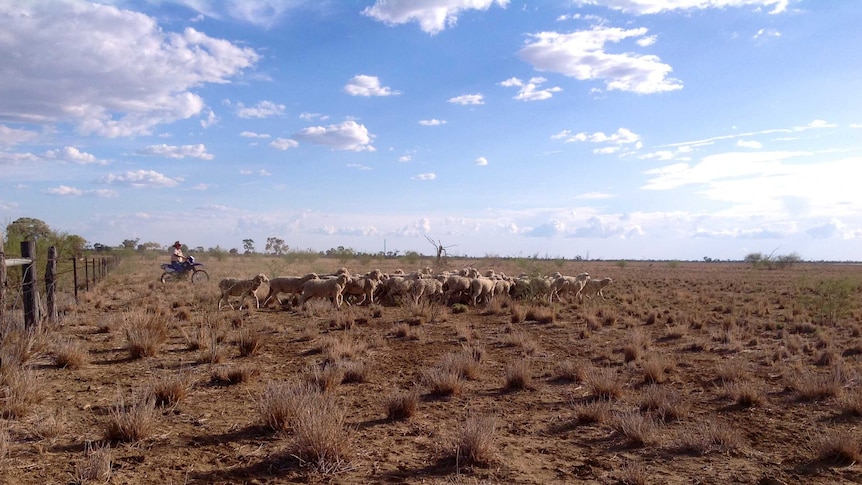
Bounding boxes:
[639,385,689,422]
[583,365,624,400]
[148,371,194,408]
[500,330,539,356]
[503,358,534,391]
[384,389,420,421]
[103,393,158,443]
[211,364,258,385]
[715,359,747,384]
[258,381,317,434]
[554,360,583,383]
[677,421,744,455]
[51,336,89,369]
[338,360,369,384]
[573,399,612,424]
[611,411,658,447]
[622,328,650,363]
[525,305,555,324]
[616,459,648,485]
[305,363,344,392]
[725,381,765,407]
[124,313,168,359]
[811,430,862,466]
[641,353,673,384]
[33,412,68,441]
[1,366,44,419]
[440,350,482,381]
[72,441,113,485]
[794,364,849,402]
[289,388,354,474]
[839,388,862,416]
[452,414,498,467]
[236,326,264,357]
[422,367,463,398]
[0,423,10,462]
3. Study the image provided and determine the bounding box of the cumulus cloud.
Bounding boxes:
[137,144,214,160]
[413,173,437,180]
[499,76,563,101]
[475,156,488,166]
[344,75,400,96]
[44,146,107,165]
[552,127,642,149]
[293,120,375,152]
[240,131,271,138]
[362,0,510,35]
[300,112,330,121]
[398,155,412,162]
[98,170,181,188]
[576,0,789,15]
[270,138,299,150]
[448,94,484,105]
[0,2,259,137]
[419,119,447,126]
[518,27,682,94]
[235,100,286,119]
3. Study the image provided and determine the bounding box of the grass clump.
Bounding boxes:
[503,358,534,391]
[451,414,498,467]
[103,393,158,443]
[583,365,624,400]
[384,389,420,421]
[51,337,89,369]
[124,313,168,359]
[72,442,113,485]
[812,430,862,466]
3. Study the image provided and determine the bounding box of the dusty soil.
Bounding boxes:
[1,256,861,484]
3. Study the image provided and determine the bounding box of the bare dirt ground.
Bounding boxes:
[2,256,861,484]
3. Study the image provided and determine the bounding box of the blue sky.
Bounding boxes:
[2,0,861,261]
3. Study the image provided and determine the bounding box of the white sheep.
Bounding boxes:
[342,269,385,306]
[218,273,270,310]
[443,275,473,305]
[550,272,590,303]
[298,273,351,308]
[578,277,613,302]
[262,273,319,307]
[469,277,496,306]
[410,277,444,304]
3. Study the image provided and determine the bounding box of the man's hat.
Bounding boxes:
[174,241,182,247]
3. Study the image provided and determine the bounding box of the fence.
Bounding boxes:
[1,239,120,328]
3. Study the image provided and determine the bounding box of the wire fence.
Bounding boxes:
[1,240,120,328]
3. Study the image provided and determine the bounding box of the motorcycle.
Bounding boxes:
[159,255,209,283]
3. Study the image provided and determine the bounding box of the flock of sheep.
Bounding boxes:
[216,267,613,311]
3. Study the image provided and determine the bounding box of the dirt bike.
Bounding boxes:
[159,255,209,283]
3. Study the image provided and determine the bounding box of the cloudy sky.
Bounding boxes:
[1,0,860,261]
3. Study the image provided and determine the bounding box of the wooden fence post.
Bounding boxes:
[45,246,57,324]
[84,257,90,291]
[21,241,40,328]
[0,238,6,324]
[71,257,79,303]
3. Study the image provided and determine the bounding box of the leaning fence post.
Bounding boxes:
[84,257,90,291]
[45,246,57,324]
[21,240,40,328]
[0,238,6,323]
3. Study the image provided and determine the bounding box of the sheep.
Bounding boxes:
[511,275,553,302]
[578,277,613,302]
[218,273,270,310]
[298,273,350,308]
[410,277,444,304]
[443,275,473,305]
[379,275,412,305]
[342,269,385,306]
[550,272,590,303]
[493,277,514,298]
[469,277,496,306]
[261,273,319,307]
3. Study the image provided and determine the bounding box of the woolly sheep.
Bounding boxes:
[342,269,385,306]
[578,277,613,302]
[262,273,319,307]
[298,273,350,308]
[410,277,444,304]
[550,272,590,303]
[443,275,473,305]
[218,273,270,310]
[469,277,496,306]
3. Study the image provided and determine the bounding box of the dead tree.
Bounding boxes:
[424,235,456,268]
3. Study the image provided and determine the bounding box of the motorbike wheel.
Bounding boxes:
[159,272,173,284]
[191,270,209,283]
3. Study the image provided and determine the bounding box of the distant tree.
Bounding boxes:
[137,241,163,252]
[121,238,139,250]
[744,252,765,268]
[6,217,53,241]
[229,248,239,256]
[242,239,255,255]
[774,252,802,269]
[63,234,87,258]
[92,243,112,252]
[265,237,288,255]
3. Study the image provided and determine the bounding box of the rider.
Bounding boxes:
[170,241,187,273]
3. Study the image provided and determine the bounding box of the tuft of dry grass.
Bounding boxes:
[525,305,555,324]
[290,388,354,474]
[452,414,498,467]
[72,441,113,485]
[384,389,420,421]
[305,363,344,392]
[811,430,862,466]
[583,365,624,400]
[622,328,650,363]
[715,359,747,384]
[422,367,463,398]
[501,330,539,356]
[555,360,583,383]
[33,412,68,441]
[103,393,158,443]
[612,411,658,447]
[503,358,534,391]
[0,423,10,461]
[573,399,612,424]
[839,388,862,416]
[1,366,44,419]
[617,460,648,485]
[641,353,674,384]
[51,336,89,369]
[440,351,482,381]
[211,364,258,385]
[124,313,168,359]
[339,360,369,384]
[793,364,849,402]
[258,381,317,434]
[236,326,263,357]
[510,303,526,323]
[676,421,744,455]
[725,381,765,407]
[148,371,194,408]
[639,385,688,422]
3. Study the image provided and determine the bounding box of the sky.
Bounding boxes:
[1,0,861,261]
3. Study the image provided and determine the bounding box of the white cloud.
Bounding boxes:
[240,131,271,138]
[475,156,488,166]
[166,0,308,28]
[44,146,108,165]
[362,0,510,35]
[99,170,181,188]
[552,127,642,147]
[575,191,613,199]
[398,155,412,162]
[736,139,762,149]
[413,173,437,180]
[0,2,258,137]
[499,76,562,101]
[518,27,682,94]
[235,100,286,119]
[576,0,789,15]
[347,163,372,171]
[419,119,447,126]
[293,120,376,152]
[344,75,400,97]
[46,185,117,197]
[300,112,330,121]
[270,138,299,150]
[200,108,218,128]
[138,144,214,160]
[448,94,485,105]
[754,28,781,39]
[0,125,38,147]
[636,35,657,46]
[661,119,837,149]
